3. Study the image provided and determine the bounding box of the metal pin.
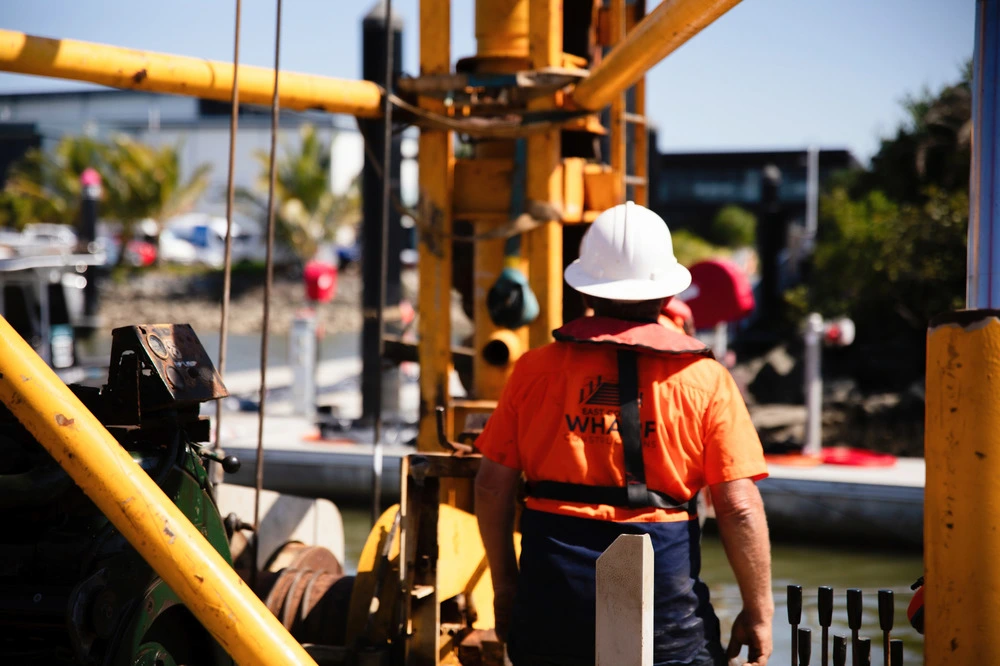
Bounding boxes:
[856,637,871,666]
[878,589,894,666]
[833,635,848,666]
[847,588,862,666]
[889,639,903,666]
[789,585,803,666]
[818,586,833,666]
[799,627,812,666]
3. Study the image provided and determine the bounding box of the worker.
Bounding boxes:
[475,202,773,666]
[660,296,695,335]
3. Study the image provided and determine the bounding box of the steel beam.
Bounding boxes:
[967,0,1000,309]
[417,0,455,453]
[0,316,317,666]
[571,0,742,111]
[526,0,564,348]
[0,29,382,117]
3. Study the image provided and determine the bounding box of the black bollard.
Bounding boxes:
[889,639,903,666]
[818,586,833,666]
[847,588,862,666]
[789,585,803,666]
[833,635,848,666]
[798,627,812,666]
[856,638,871,666]
[878,589,894,666]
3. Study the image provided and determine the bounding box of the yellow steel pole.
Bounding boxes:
[525,0,564,348]
[417,0,455,452]
[571,0,742,111]
[0,29,382,117]
[0,317,317,666]
[925,312,1000,664]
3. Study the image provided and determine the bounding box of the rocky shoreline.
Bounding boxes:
[97,268,367,337]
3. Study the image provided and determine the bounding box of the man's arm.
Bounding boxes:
[475,457,522,640]
[710,477,774,666]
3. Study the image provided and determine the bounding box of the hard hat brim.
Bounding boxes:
[564,260,692,302]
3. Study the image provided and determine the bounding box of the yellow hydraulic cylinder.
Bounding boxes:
[476,0,529,59]
[571,0,742,111]
[0,29,382,118]
[0,317,317,666]
[925,310,1000,665]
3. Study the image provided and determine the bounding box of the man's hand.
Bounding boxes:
[725,609,772,665]
[711,479,773,666]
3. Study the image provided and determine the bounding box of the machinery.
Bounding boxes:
[0,0,998,664]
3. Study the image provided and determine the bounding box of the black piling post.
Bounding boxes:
[878,589,894,666]
[789,584,803,666]
[833,635,848,666]
[847,588,863,666]
[799,627,812,666]
[818,586,833,666]
[889,639,903,666]
[360,1,404,424]
[856,638,871,666]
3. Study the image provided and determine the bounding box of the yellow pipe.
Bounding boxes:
[0,29,382,118]
[0,317,316,666]
[571,0,742,111]
[925,311,1000,665]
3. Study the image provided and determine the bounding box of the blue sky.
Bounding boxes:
[0,0,974,163]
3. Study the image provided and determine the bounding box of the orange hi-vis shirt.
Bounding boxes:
[476,333,767,524]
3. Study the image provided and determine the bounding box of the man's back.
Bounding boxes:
[477,335,766,666]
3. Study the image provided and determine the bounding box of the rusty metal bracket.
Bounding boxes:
[435,406,476,455]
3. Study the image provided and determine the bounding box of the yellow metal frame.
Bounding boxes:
[0,1,748,660]
[0,29,382,117]
[572,0,742,111]
[0,316,317,666]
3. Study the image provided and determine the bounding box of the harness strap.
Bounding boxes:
[527,481,694,512]
[526,348,696,513]
[617,349,648,508]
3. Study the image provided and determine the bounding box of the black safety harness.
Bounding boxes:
[527,347,697,514]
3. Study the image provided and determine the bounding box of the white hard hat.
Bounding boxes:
[564,201,691,302]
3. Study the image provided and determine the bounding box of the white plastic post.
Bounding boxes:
[803,312,823,457]
[712,321,728,359]
[290,309,318,417]
[595,534,654,666]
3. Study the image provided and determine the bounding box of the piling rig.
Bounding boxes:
[3,0,998,664]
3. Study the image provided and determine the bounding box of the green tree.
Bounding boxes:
[785,62,971,369]
[238,124,360,262]
[100,136,212,260]
[0,135,103,229]
[671,229,729,266]
[0,134,211,266]
[709,205,757,248]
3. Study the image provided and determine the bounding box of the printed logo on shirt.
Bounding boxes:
[567,375,656,446]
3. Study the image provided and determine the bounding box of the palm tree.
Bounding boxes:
[0,135,103,229]
[100,135,212,260]
[0,134,212,266]
[238,123,360,262]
